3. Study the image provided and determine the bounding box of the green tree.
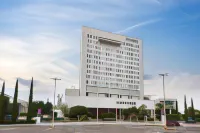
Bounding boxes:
[1,81,5,96]
[156,103,163,110]
[43,102,53,114]
[129,107,139,115]
[176,101,179,114]
[59,104,69,115]
[27,77,33,121]
[69,106,88,118]
[122,108,130,118]
[0,96,9,121]
[184,95,188,122]
[31,101,45,116]
[122,107,139,119]
[191,98,195,120]
[12,79,18,122]
[138,104,148,117]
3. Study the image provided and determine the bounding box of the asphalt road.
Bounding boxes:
[0,125,200,133]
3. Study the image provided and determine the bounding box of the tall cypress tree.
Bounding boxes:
[184,95,188,122]
[176,101,179,114]
[191,98,195,120]
[27,77,33,121]
[1,81,5,96]
[12,79,18,122]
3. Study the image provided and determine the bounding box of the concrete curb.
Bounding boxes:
[0,122,199,128]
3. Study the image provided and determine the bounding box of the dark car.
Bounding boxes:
[166,120,180,126]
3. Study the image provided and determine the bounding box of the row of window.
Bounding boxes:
[86,80,140,89]
[86,66,140,76]
[86,49,139,61]
[126,38,139,44]
[87,42,140,54]
[126,43,139,48]
[87,34,139,46]
[86,69,140,77]
[86,58,139,67]
[87,45,139,57]
[86,77,140,85]
[116,101,136,105]
[86,75,140,82]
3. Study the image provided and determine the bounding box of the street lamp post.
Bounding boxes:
[159,73,168,126]
[50,78,61,128]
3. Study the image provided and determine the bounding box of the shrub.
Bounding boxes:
[20,113,27,116]
[101,113,115,119]
[64,114,69,117]
[87,112,93,117]
[196,118,200,122]
[166,114,181,121]
[0,96,9,121]
[54,118,64,121]
[42,118,51,121]
[69,106,88,118]
[80,115,88,121]
[69,118,78,120]
[156,114,161,121]
[147,118,154,121]
[0,120,36,124]
[195,114,200,118]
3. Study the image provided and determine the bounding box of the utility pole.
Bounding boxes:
[159,73,168,126]
[50,78,61,128]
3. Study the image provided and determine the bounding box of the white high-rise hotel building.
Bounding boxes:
[80,26,144,100]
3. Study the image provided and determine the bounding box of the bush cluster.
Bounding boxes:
[166,114,181,121]
[101,112,115,119]
[69,106,88,118]
[0,120,36,124]
[196,118,200,122]
[19,113,27,116]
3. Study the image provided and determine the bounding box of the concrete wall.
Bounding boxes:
[65,96,154,109]
[65,89,80,96]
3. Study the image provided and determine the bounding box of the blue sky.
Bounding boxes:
[0,0,200,111]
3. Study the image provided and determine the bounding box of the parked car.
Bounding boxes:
[5,115,12,120]
[187,117,196,123]
[166,120,180,126]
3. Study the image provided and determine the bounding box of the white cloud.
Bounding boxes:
[144,73,200,112]
[115,19,162,33]
[0,33,79,103]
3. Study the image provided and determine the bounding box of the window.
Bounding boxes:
[87,34,89,38]
[90,35,92,38]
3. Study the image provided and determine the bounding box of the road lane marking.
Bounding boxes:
[0,128,17,131]
[43,128,53,132]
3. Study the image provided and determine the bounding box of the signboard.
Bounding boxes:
[160,101,174,109]
[38,108,42,115]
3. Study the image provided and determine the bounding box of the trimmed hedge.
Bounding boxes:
[69,118,78,120]
[42,118,64,121]
[195,114,200,118]
[20,113,27,116]
[64,114,69,117]
[101,113,115,119]
[69,106,88,118]
[166,114,181,121]
[0,120,36,124]
[147,118,154,121]
[196,118,200,122]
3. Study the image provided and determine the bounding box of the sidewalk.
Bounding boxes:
[0,121,200,127]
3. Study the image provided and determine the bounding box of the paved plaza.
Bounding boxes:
[0,124,200,133]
